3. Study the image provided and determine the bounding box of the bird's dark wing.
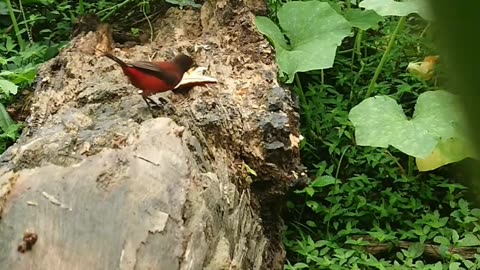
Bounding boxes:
[130,61,179,86]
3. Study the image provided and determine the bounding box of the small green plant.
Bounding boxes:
[285,170,480,269]
[262,0,480,268]
[165,0,201,8]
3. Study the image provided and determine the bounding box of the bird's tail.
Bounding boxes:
[97,49,128,68]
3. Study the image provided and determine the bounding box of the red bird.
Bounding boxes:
[102,51,194,112]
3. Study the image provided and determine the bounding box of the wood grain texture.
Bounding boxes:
[0,0,302,269]
[0,119,188,270]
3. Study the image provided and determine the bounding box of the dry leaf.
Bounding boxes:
[95,24,113,56]
[407,55,440,81]
[174,67,218,91]
[42,191,72,210]
[290,134,300,148]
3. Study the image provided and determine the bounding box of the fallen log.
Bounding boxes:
[0,1,304,269]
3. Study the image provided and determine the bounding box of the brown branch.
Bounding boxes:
[350,235,479,260]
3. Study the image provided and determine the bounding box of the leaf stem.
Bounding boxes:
[351,29,363,69]
[386,150,406,176]
[365,16,406,99]
[6,0,25,51]
[335,145,350,179]
[295,74,312,131]
[408,156,414,177]
[420,22,431,38]
[100,0,134,21]
[141,1,154,43]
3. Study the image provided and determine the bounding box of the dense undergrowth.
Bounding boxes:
[260,0,480,269]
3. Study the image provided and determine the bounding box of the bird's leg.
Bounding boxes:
[145,97,160,106]
[141,96,156,117]
[157,97,169,106]
[148,51,157,62]
[146,95,169,107]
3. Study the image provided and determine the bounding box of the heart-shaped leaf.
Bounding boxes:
[349,90,469,159]
[345,9,384,30]
[416,137,478,171]
[255,1,351,83]
[360,0,432,20]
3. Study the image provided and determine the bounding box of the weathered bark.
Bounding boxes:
[0,1,303,269]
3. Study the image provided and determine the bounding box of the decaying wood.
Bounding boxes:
[351,235,480,260]
[0,0,304,269]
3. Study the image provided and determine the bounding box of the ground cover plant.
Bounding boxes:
[258,0,480,269]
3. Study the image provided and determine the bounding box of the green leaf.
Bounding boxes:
[292,262,309,269]
[407,243,424,259]
[1,65,38,85]
[433,235,450,246]
[255,17,288,49]
[5,36,16,52]
[349,91,468,159]
[359,0,432,20]
[449,262,461,270]
[305,186,315,197]
[452,230,459,243]
[458,199,469,211]
[344,9,384,30]
[463,260,475,269]
[0,103,15,133]
[244,163,257,176]
[0,2,8,15]
[432,262,443,270]
[0,79,18,96]
[255,1,351,83]
[465,216,478,225]
[311,176,336,188]
[4,123,22,140]
[306,220,317,228]
[416,137,478,171]
[165,0,201,8]
[0,56,7,65]
[457,233,480,247]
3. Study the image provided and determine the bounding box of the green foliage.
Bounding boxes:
[417,138,477,171]
[262,0,480,269]
[360,0,432,20]
[255,1,351,83]
[345,9,384,30]
[165,0,200,8]
[349,90,472,160]
[285,171,480,269]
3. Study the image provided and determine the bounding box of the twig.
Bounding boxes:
[349,235,479,260]
[133,154,160,166]
[385,150,406,176]
[365,16,407,98]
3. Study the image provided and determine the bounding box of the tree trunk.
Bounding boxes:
[0,1,303,269]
